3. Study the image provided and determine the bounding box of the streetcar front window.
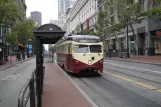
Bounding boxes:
[89,45,102,53]
[74,45,89,53]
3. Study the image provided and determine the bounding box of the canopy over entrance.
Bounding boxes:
[33,23,65,44]
[33,24,65,107]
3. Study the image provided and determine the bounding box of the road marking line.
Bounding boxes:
[104,62,161,74]
[134,82,157,90]
[104,72,160,93]
[157,89,161,93]
[106,72,135,82]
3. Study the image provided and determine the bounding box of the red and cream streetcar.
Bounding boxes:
[55,35,104,74]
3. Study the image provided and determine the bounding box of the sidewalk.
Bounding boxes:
[106,56,161,65]
[42,62,93,107]
[0,56,17,70]
[0,55,35,71]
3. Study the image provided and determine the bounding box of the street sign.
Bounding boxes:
[28,44,32,53]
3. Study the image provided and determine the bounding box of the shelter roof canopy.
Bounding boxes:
[33,23,66,44]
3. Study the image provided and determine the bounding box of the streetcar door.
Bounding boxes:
[68,44,72,70]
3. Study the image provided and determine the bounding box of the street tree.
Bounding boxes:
[5,20,38,60]
[116,0,147,56]
[0,0,23,61]
[95,1,125,57]
[5,32,18,62]
[150,0,161,21]
[0,0,22,28]
[95,10,112,43]
[12,20,37,46]
[101,0,147,57]
[103,0,126,54]
[5,32,17,47]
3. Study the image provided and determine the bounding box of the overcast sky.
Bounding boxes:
[26,0,58,50]
[26,0,58,24]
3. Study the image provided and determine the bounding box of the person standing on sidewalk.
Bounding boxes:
[145,49,148,56]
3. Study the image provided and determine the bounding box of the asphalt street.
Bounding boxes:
[69,59,161,107]
[0,58,36,107]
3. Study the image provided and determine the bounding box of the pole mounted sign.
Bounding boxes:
[28,44,32,53]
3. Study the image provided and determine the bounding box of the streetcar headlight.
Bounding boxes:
[88,60,92,64]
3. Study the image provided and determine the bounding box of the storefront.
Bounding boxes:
[153,31,161,55]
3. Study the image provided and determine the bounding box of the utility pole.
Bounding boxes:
[127,18,130,58]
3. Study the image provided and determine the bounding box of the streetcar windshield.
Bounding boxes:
[74,45,89,53]
[89,45,102,53]
[74,45,102,53]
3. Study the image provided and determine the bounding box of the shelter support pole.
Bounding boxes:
[40,42,44,94]
[36,37,42,107]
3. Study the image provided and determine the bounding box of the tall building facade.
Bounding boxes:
[50,20,59,26]
[63,0,98,37]
[58,12,66,28]
[58,0,65,12]
[58,0,76,13]
[30,11,42,26]
[58,0,76,28]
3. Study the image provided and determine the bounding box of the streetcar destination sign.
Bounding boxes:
[76,39,100,43]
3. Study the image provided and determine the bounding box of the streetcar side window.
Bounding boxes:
[74,45,89,53]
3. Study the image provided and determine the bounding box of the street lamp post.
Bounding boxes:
[125,5,130,58]
[127,18,130,58]
[0,38,3,64]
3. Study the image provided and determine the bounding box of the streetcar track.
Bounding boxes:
[77,75,161,107]
[104,62,161,77]
[100,75,161,106]
[60,61,161,106]
[104,66,161,85]
[66,69,161,106]
[77,77,116,107]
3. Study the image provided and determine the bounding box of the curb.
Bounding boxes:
[105,57,161,66]
[0,57,35,71]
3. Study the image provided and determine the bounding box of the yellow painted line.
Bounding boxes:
[104,72,160,93]
[105,72,135,82]
[157,89,161,93]
[134,82,157,90]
